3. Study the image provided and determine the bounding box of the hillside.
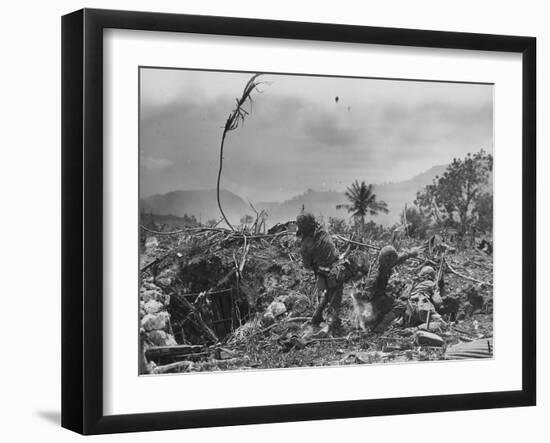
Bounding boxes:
[140,165,450,227]
[256,165,448,226]
[141,189,249,226]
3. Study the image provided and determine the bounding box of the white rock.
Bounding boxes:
[140,288,161,303]
[144,300,164,314]
[145,236,159,250]
[267,301,287,317]
[147,330,177,346]
[141,312,170,331]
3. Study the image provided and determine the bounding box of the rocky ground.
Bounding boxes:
[139,229,493,374]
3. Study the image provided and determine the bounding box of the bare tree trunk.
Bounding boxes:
[216,132,234,231]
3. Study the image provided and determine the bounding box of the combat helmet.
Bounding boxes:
[296,212,317,237]
[378,245,398,270]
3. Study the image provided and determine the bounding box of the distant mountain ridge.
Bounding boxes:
[140,165,449,227]
[254,165,448,226]
[141,189,249,226]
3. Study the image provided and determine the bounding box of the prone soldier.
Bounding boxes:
[351,245,420,332]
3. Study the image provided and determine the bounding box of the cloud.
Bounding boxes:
[139,69,493,201]
[141,156,172,171]
[302,109,362,148]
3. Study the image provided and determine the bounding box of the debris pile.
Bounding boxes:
[139,227,493,374]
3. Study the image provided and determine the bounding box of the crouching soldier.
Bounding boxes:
[352,245,420,332]
[296,213,355,332]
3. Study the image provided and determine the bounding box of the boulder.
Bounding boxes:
[145,236,159,250]
[140,288,162,303]
[141,311,170,331]
[147,330,177,346]
[144,300,164,314]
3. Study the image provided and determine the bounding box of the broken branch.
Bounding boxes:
[444,258,493,286]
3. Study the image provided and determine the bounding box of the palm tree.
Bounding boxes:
[336,181,389,231]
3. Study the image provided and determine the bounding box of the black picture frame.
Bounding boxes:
[61,8,536,435]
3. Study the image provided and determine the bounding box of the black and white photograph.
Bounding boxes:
[138,68,494,374]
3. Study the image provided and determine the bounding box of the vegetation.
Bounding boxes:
[336,181,389,234]
[138,76,494,374]
[327,216,349,236]
[240,214,254,228]
[400,205,430,239]
[415,150,493,241]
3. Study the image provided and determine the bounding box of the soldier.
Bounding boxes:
[296,213,350,332]
[400,266,439,327]
[398,265,460,326]
[352,245,420,332]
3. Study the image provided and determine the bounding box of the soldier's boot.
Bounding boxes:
[328,315,343,336]
[372,311,396,333]
[311,292,329,326]
[326,286,343,335]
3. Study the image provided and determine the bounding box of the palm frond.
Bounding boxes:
[338,180,389,220]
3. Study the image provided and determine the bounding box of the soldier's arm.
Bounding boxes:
[300,239,315,271]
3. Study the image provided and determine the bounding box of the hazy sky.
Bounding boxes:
[140,68,493,202]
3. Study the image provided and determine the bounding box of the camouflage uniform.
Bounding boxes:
[297,214,348,329]
[401,265,459,325]
[403,267,438,326]
[354,245,419,331]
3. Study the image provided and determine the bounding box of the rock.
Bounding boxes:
[139,301,146,318]
[159,293,170,306]
[141,312,170,331]
[140,288,162,303]
[157,269,175,287]
[145,236,159,250]
[156,276,173,286]
[415,330,445,347]
[140,286,170,306]
[147,330,177,346]
[266,301,287,317]
[144,300,164,314]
